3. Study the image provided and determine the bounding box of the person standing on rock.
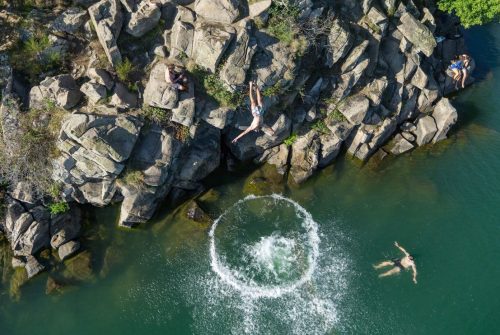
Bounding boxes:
[449,55,470,89]
[374,241,418,284]
[232,81,274,143]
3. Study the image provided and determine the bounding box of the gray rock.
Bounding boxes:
[347,117,397,161]
[194,0,240,24]
[11,257,26,268]
[171,81,195,127]
[125,1,161,37]
[176,122,221,184]
[410,65,429,90]
[221,23,257,91]
[332,58,370,101]
[340,40,369,74]
[118,184,169,227]
[361,77,388,107]
[11,212,50,257]
[80,82,107,104]
[260,144,290,175]
[192,22,235,72]
[363,5,388,36]
[249,0,271,18]
[289,130,320,184]
[169,20,195,59]
[432,98,457,143]
[110,82,138,109]
[87,68,114,90]
[199,103,234,129]
[397,12,436,57]
[26,255,45,279]
[88,0,123,66]
[414,115,438,146]
[143,62,179,109]
[51,7,88,34]
[58,240,80,260]
[30,74,82,110]
[325,17,353,67]
[387,133,414,155]
[10,182,36,205]
[337,94,370,125]
[318,133,343,168]
[50,207,82,249]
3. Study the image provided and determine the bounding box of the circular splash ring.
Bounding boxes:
[209,194,320,298]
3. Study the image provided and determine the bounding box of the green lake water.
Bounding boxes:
[1,24,499,334]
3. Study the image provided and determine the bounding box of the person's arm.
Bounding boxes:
[232,123,258,143]
[394,241,410,257]
[411,264,418,284]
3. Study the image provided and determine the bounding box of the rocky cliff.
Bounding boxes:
[0,0,474,284]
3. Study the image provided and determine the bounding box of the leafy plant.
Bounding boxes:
[437,0,499,27]
[122,170,144,187]
[49,201,70,215]
[267,1,301,45]
[328,109,347,122]
[263,82,282,97]
[190,65,243,107]
[141,106,170,126]
[115,58,134,82]
[283,133,298,146]
[311,120,330,134]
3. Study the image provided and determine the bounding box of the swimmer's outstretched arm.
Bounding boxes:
[394,241,410,257]
[411,264,418,284]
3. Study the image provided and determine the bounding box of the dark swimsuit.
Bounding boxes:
[392,258,405,270]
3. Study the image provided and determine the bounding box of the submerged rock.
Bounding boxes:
[62,250,94,282]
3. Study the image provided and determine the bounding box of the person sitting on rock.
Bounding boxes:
[232,81,274,143]
[165,64,188,91]
[449,55,470,89]
[374,241,418,284]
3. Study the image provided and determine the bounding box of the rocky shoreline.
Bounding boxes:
[0,0,474,294]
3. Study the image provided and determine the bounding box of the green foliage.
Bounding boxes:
[122,170,144,187]
[263,82,282,97]
[190,65,243,108]
[283,133,298,146]
[437,0,500,27]
[49,201,70,215]
[311,120,330,134]
[328,109,347,122]
[141,106,170,126]
[9,32,63,82]
[267,1,300,45]
[115,58,134,83]
[48,182,63,199]
[173,124,190,143]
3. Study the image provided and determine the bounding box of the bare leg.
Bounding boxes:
[165,67,173,84]
[461,69,468,88]
[379,267,401,278]
[255,83,263,107]
[373,261,394,269]
[249,81,256,110]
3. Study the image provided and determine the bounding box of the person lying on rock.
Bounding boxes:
[232,81,274,143]
[449,54,470,89]
[165,64,188,91]
[374,241,418,284]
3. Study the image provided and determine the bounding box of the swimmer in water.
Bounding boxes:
[374,241,418,284]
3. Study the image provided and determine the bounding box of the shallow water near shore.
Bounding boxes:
[1,24,500,334]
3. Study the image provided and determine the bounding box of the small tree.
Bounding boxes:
[438,0,500,27]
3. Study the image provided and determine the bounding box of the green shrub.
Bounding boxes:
[328,109,347,122]
[122,170,144,187]
[263,82,282,97]
[311,120,330,134]
[267,1,300,45]
[283,133,298,146]
[437,0,500,27]
[190,65,243,108]
[9,32,64,82]
[49,201,70,215]
[115,58,134,82]
[141,106,170,125]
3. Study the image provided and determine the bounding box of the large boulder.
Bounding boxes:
[221,22,257,91]
[7,203,50,256]
[397,12,436,57]
[192,22,235,72]
[169,20,195,59]
[337,94,370,125]
[30,75,82,110]
[88,0,123,66]
[58,240,81,261]
[414,115,437,146]
[194,0,240,24]
[432,98,457,143]
[387,133,414,155]
[289,130,320,184]
[175,122,221,186]
[143,62,178,109]
[171,81,195,127]
[325,17,353,67]
[50,207,82,249]
[80,82,107,104]
[51,7,88,34]
[347,117,397,161]
[125,1,161,37]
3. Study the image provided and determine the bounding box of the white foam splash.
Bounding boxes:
[209,194,320,298]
